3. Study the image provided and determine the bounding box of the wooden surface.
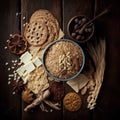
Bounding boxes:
[0,0,120,120]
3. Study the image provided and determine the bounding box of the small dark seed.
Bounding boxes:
[75,29,79,33]
[78,30,83,34]
[76,35,81,40]
[78,20,82,25]
[74,24,79,30]
[81,36,85,40]
[84,28,88,32]
[87,28,92,32]
[82,18,87,22]
[88,23,93,27]
[74,18,79,23]
[71,33,76,37]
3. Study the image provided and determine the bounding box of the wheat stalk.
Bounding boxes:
[86,38,106,109]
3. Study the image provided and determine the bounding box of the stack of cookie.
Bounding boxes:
[24,9,60,49]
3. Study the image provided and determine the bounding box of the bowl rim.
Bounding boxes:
[67,15,94,43]
[42,38,85,81]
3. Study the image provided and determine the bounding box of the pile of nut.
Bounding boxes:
[68,16,94,42]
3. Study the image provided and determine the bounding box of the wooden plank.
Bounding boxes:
[21,0,62,35]
[63,0,95,120]
[63,0,95,38]
[92,0,120,120]
[21,0,63,120]
[0,0,21,120]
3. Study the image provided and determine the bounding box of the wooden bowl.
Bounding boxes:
[67,15,94,43]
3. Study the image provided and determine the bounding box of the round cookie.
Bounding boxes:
[24,21,48,46]
[63,92,82,112]
[41,20,59,49]
[30,9,54,23]
[30,9,59,36]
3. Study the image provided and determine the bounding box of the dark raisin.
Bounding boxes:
[74,18,79,23]
[71,33,76,37]
[78,30,83,34]
[82,18,87,22]
[87,28,92,32]
[78,20,82,25]
[76,35,81,40]
[74,24,79,30]
[81,36,85,40]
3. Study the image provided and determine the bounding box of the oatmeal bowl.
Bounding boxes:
[42,39,85,81]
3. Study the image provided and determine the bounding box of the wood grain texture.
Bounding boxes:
[0,0,120,120]
[21,0,62,35]
[92,0,120,120]
[63,0,95,38]
[0,0,21,120]
[21,0,63,120]
[62,0,94,120]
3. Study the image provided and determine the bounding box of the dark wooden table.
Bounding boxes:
[0,0,120,120]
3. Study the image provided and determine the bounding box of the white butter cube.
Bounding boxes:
[24,61,35,73]
[32,57,42,67]
[67,74,89,93]
[16,66,25,76]
[20,51,32,64]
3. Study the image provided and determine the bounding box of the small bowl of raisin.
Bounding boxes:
[67,15,94,43]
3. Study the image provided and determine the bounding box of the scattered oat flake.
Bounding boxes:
[12,60,15,63]
[50,109,53,112]
[14,63,16,66]
[8,81,11,85]
[14,60,17,63]
[12,91,16,95]
[10,34,12,37]
[8,68,11,71]
[16,12,19,16]
[6,40,9,42]
[5,62,9,65]
[9,74,14,77]
[4,46,7,49]
[23,16,25,20]
[8,78,11,80]
[12,66,15,69]
[23,24,26,27]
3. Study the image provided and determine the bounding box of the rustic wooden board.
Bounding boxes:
[0,0,120,120]
[0,0,21,120]
[21,0,63,120]
[92,0,120,119]
[63,0,94,120]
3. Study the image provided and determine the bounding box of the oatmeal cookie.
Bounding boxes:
[30,9,54,22]
[24,21,48,46]
[30,9,59,31]
[63,92,82,112]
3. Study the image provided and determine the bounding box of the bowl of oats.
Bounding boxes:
[42,39,85,81]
